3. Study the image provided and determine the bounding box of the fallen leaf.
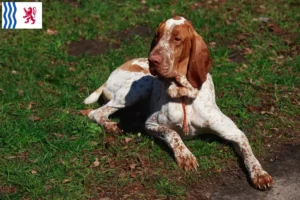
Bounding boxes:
[238,34,246,41]
[104,136,117,149]
[258,17,269,22]
[131,173,137,178]
[0,186,17,194]
[18,90,24,97]
[79,109,92,116]
[36,81,44,87]
[189,4,197,11]
[267,23,285,35]
[28,115,42,122]
[53,133,64,139]
[46,28,58,35]
[69,136,78,140]
[129,164,136,170]
[79,86,87,92]
[0,88,5,94]
[124,137,133,143]
[68,67,75,72]
[90,158,100,168]
[31,170,37,174]
[73,17,80,23]
[209,42,216,48]
[244,47,253,54]
[107,135,116,143]
[11,70,18,74]
[59,159,66,165]
[27,101,37,109]
[261,111,273,115]
[62,179,71,184]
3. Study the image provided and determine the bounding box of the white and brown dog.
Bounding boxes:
[84,16,274,190]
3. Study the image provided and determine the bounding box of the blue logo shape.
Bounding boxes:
[2,2,17,29]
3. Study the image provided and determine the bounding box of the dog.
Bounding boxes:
[84,16,273,190]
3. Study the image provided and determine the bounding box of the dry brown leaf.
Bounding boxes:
[68,67,75,72]
[18,90,24,97]
[59,159,66,165]
[27,101,37,109]
[28,115,42,122]
[124,137,133,143]
[129,164,136,170]
[130,173,137,178]
[244,47,253,54]
[79,86,87,92]
[36,81,44,87]
[46,28,58,35]
[90,158,100,168]
[107,135,116,143]
[79,109,92,116]
[53,133,64,139]
[62,179,71,184]
[0,88,5,94]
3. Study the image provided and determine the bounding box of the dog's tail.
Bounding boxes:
[84,82,107,104]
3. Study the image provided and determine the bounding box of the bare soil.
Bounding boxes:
[210,144,300,200]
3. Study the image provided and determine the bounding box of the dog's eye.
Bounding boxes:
[174,36,181,41]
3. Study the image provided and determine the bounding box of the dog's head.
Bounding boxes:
[148,16,212,89]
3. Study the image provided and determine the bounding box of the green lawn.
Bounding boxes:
[0,0,299,199]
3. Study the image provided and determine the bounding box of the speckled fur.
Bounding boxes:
[84,17,273,190]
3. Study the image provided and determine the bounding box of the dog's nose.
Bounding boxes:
[149,54,162,65]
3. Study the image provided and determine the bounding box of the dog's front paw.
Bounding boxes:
[88,109,98,121]
[175,150,199,171]
[252,170,274,190]
[103,122,123,134]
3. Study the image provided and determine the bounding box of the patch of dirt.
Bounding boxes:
[210,144,300,200]
[0,186,17,195]
[67,25,152,57]
[228,50,246,63]
[67,40,120,56]
[110,25,153,42]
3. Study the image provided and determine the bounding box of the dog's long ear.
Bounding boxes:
[187,29,212,89]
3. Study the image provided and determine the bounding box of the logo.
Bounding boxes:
[2,2,42,29]
[23,7,36,24]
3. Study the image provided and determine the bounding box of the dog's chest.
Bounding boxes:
[150,81,196,135]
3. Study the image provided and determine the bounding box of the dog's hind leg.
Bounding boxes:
[88,104,122,133]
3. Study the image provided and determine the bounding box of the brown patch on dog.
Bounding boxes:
[120,63,149,74]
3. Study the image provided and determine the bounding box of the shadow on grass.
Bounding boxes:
[108,99,252,185]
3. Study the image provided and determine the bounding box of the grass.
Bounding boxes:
[0,0,299,199]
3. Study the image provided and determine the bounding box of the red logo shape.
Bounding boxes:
[23,7,36,24]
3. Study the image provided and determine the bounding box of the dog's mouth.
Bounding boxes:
[149,63,173,80]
